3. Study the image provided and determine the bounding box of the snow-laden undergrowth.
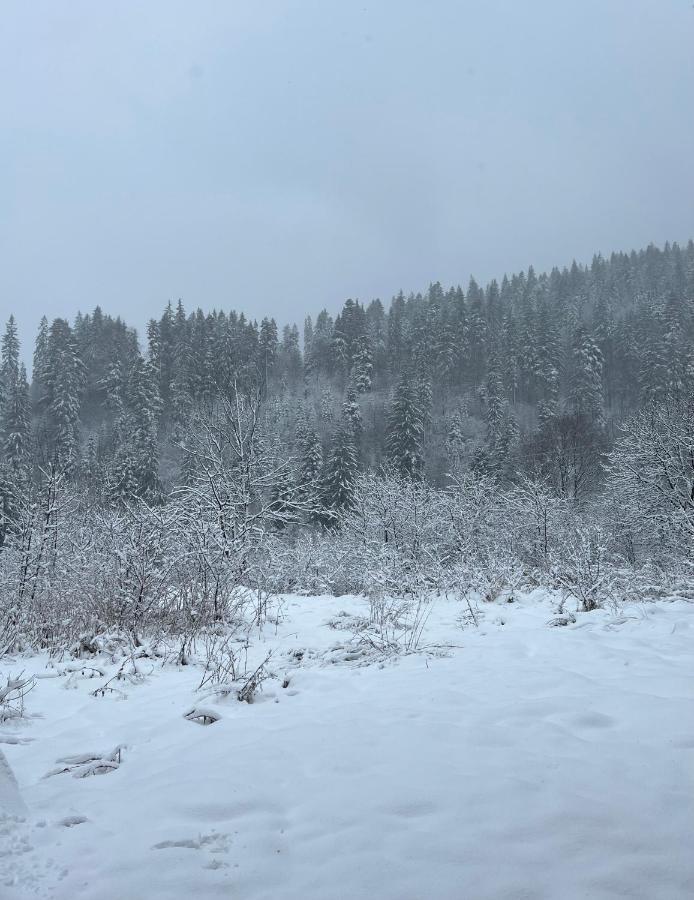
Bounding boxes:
[1,591,693,899]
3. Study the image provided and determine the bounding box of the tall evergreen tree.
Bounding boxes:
[341,384,363,444]
[0,319,30,546]
[386,374,425,477]
[259,317,279,390]
[568,325,604,423]
[2,363,31,477]
[111,354,161,502]
[38,319,84,471]
[321,427,359,524]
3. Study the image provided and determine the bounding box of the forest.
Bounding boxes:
[1,239,693,654]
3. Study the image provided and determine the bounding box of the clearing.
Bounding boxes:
[1,591,693,899]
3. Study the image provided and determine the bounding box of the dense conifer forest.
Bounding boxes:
[3,240,694,501]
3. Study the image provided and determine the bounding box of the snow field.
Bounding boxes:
[1,591,693,899]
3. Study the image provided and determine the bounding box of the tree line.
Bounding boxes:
[2,241,694,512]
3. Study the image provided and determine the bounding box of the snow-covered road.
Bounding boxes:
[1,592,693,899]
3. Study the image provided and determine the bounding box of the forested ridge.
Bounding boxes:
[4,240,694,498]
[1,239,694,652]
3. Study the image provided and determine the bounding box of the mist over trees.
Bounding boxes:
[1,239,694,651]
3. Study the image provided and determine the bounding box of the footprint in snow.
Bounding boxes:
[56,815,88,828]
[571,711,615,729]
[152,831,231,868]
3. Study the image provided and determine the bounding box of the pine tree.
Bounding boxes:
[320,387,335,427]
[299,428,323,489]
[321,427,359,524]
[3,363,31,477]
[466,278,487,386]
[303,316,315,377]
[500,310,520,404]
[169,300,192,427]
[111,354,161,502]
[132,356,161,500]
[103,353,126,417]
[517,271,539,403]
[386,374,425,477]
[38,319,84,471]
[279,324,302,382]
[366,299,388,385]
[341,384,363,443]
[662,291,693,396]
[157,302,175,411]
[351,335,373,393]
[535,298,560,407]
[81,433,104,501]
[31,315,49,411]
[0,316,20,396]
[0,319,31,546]
[387,292,407,375]
[259,318,278,390]
[568,325,604,423]
[485,359,505,449]
[434,314,458,387]
[481,353,518,477]
[446,408,468,468]
[310,310,335,378]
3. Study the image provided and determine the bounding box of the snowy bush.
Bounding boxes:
[558,525,614,612]
[0,672,35,723]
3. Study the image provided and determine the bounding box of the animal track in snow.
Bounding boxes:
[56,815,89,828]
[152,830,231,866]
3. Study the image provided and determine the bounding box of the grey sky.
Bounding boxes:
[2,0,693,361]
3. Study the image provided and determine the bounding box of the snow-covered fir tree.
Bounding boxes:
[386,373,426,477]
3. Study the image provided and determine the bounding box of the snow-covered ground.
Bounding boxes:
[1,591,693,899]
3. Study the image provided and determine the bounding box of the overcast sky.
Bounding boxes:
[1,0,693,359]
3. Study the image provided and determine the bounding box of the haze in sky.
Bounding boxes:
[2,0,693,361]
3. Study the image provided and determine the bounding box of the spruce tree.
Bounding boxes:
[300,428,323,489]
[341,384,363,443]
[480,353,518,478]
[321,427,359,525]
[352,336,373,393]
[111,354,161,502]
[3,363,31,477]
[568,325,604,422]
[38,319,84,471]
[31,315,49,411]
[386,374,425,477]
[0,319,30,546]
[259,318,279,390]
